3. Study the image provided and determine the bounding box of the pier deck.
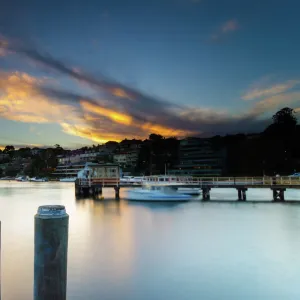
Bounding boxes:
[75,176,300,201]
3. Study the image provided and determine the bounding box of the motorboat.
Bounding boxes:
[142,175,201,196]
[0,176,14,180]
[31,177,48,182]
[60,177,76,182]
[176,187,202,196]
[126,184,194,201]
[15,176,30,182]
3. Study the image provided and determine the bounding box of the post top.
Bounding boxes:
[37,205,67,216]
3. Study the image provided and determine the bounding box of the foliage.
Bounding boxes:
[272,107,297,126]
[3,145,15,153]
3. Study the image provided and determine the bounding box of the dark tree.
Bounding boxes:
[3,145,15,153]
[149,133,163,141]
[272,107,297,126]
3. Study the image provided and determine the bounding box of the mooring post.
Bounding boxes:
[114,186,120,200]
[34,205,69,300]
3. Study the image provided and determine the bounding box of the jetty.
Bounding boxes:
[74,164,300,201]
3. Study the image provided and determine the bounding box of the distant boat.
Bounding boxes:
[31,177,48,182]
[126,184,193,201]
[15,176,30,182]
[142,175,202,196]
[60,177,76,182]
[0,176,14,180]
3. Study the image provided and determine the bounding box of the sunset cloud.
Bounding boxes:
[242,80,300,100]
[1,38,298,145]
[249,91,300,116]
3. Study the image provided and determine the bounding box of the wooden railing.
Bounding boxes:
[186,176,300,186]
[142,176,300,186]
[77,176,300,187]
[77,178,120,187]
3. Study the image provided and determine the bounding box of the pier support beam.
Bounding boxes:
[98,186,103,196]
[202,187,211,201]
[114,186,120,200]
[237,188,248,201]
[272,188,286,202]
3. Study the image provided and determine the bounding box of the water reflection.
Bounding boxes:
[1,182,300,299]
[126,200,185,211]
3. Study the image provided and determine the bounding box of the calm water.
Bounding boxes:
[1,182,300,300]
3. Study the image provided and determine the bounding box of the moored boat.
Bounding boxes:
[31,177,48,182]
[126,184,193,201]
[60,177,76,182]
[142,175,202,196]
[15,176,30,182]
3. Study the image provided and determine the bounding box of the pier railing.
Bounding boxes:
[77,176,300,187]
[77,178,120,187]
[142,176,300,186]
[183,176,300,186]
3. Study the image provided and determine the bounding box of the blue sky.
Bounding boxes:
[0,0,300,147]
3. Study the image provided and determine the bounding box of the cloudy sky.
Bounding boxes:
[0,0,300,148]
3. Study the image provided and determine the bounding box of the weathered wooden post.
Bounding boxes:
[34,205,69,300]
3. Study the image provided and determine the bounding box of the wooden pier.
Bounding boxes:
[75,175,300,202]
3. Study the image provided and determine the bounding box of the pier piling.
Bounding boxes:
[272,188,286,202]
[114,186,120,200]
[237,188,247,201]
[34,205,69,300]
[202,187,211,201]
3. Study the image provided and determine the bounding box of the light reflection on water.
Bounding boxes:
[1,182,300,299]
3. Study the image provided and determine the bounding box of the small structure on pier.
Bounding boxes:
[75,163,120,197]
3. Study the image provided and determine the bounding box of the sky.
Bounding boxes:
[0,0,300,148]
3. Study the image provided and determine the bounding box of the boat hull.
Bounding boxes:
[177,188,201,196]
[126,189,192,201]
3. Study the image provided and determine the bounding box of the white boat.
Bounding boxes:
[15,176,30,182]
[31,177,48,182]
[176,187,202,196]
[126,184,193,201]
[142,175,202,196]
[60,177,76,182]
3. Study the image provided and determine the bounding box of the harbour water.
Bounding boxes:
[1,181,300,299]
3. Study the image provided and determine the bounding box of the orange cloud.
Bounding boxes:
[0,71,81,124]
[80,100,133,125]
[110,88,134,100]
[0,71,195,144]
[60,122,141,144]
[141,123,194,137]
